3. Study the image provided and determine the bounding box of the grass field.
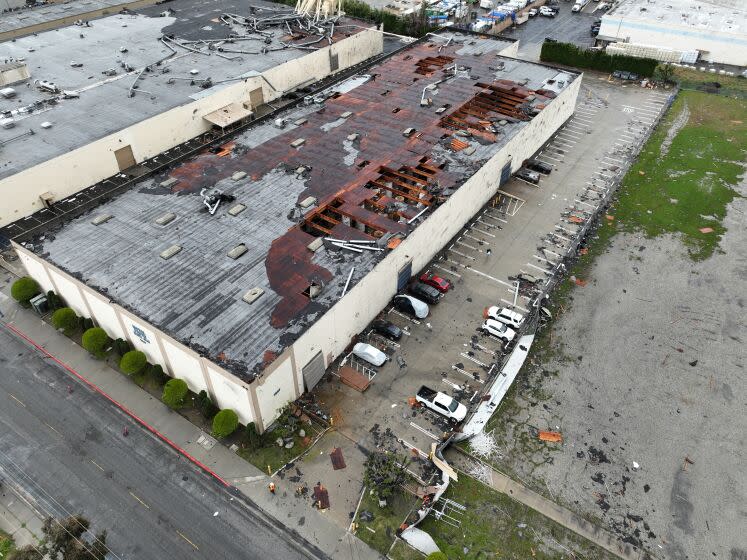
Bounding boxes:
[0,530,15,558]
[353,488,417,555]
[417,476,618,560]
[613,90,746,260]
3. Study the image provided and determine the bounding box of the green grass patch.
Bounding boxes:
[354,488,417,555]
[613,90,746,261]
[0,529,16,557]
[389,538,425,560]
[419,476,617,559]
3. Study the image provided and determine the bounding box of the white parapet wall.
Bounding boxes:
[0,27,384,228]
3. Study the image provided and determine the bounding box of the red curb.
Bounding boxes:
[4,322,231,488]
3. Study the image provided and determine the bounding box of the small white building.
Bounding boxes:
[598,0,747,66]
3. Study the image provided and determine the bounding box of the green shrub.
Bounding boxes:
[46,290,64,311]
[120,350,147,375]
[81,327,110,358]
[81,317,94,331]
[212,409,239,439]
[244,422,261,449]
[11,277,40,304]
[162,378,188,409]
[197,390,219,420]
[426,553,447,560]
[113,338,131,357]
[539,41,658,77]
[147,364,168,386]
[51,307,79,336]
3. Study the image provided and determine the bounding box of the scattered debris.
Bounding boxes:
[683,456,694,471]
[330,447,346,470]
[538,431,563,443]
[699,227,713,234]
[469,431,500,459]
[312,483,330,509]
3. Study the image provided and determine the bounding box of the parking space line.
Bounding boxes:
[449,247,476,261]
[539,154,563,163]
[500,298,528,313]
[410,422,440,441]
[575,198,598,209]
[442,378,463,390]
[469,225,497,237]
[477,217,501,230]
[514,177,541,188]
[602,156,625,163]
[551,230,573,242]
[463,232,489,244]
[480,213,506,225]
[452,364,484,384]
[527,262,551,275]
[559,129,584,137]
[470,341,497,357]
[388,308,420,325]
[541,247,564,259]
[460,352,487,367]
[554,136,577,145]
[432,263,460,278]
[533,254,557,265]
[456,239,479,251]
[556,224,579,235]
[564,126,588,133]
[595,171,615,179]
[571,116,594,124]
[444,259,512,288]
[400,439,429,458]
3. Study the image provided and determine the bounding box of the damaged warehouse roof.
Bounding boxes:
[24,31,578,381]
[0,0,369,180]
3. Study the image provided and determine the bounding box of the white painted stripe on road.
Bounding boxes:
[410,422,439,441]
[451,364,484,384]
[449,248,475,261]
[533,254,557,265]
[470,225,497,237]
[400,439,429,458]
[433,263,460,278]
[539,154,563,163]
[527,262,551,275]
[602,156,625,163]
[444,258,512,287]
[463,232,489,244]
[456,239,479,251]
[500,298,528,313]
[576,198,598,209]
[461,352,487,367]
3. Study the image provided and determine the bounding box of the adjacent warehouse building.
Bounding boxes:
[598,0,747,66]
[11,31,580,431]
[0,0,383,228]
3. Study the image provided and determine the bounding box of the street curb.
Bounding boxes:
[3,321,231,488]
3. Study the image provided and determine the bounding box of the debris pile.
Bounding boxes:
[469,430,500,460]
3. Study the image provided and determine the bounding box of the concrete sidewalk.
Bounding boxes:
[0,485,44,552]
[446,448,652,560]
[0,272,380,560]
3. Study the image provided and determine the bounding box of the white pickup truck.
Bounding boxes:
[416,386,467,423]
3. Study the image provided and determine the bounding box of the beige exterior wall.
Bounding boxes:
[0,28,383,227]
[14,244,258,426]
[12,73,579,432]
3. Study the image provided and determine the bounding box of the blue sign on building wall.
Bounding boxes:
[132,325,150,344]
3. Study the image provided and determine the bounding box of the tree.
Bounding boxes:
[654,62,675,84]
[244,422,261,449]
[119,350,147,375]
[81,328,110,359]
[51,307,79,336]
[363,451,410,500]
[8,515,108,560]
[46,291,65,311]
[212,409,239,438]
[197,390,218,419]
[11,277,40,305]
[162,378,188,409]
[147,363,168,386]
[113,338,131,357]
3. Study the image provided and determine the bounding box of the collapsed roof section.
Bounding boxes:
[31,31,577,381]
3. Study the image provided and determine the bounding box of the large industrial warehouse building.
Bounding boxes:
[598,0,747,66]
[10,30,579,431]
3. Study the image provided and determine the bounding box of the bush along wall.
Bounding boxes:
[540,41,658,78]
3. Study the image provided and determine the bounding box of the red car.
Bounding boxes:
[419,272,451,293]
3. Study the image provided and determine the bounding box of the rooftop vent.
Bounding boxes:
[242,288,264,304]
[299,196,317,209]
[340,111,353,119]
[160,177,179,189]
[307,238,324,252]
[154,212,176,226]
[227,243,248,259]
[228,203,246,216]
[160,245,182,260]
[91,214,113,226]
[290,138,306,148]
[231,171,247,181]
[294,118,308,126]
[403,128,416,137]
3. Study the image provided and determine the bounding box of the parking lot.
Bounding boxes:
[501,1,601,61]
[297,75,674,528]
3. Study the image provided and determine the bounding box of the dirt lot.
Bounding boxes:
[481,91,747,560]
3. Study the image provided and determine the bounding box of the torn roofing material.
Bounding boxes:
[29,31,577,382]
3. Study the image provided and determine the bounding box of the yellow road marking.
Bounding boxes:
[45,423,61,435]
[176,530,199,550]
[90,459,105,472]
[9,394,25,407]
[129,491,150,510]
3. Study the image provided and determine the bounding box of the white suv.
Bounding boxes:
[480,319,516,343]
[486,306,524,329]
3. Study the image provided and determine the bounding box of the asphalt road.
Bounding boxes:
[0,327,321,560]
[499,1,600,61]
